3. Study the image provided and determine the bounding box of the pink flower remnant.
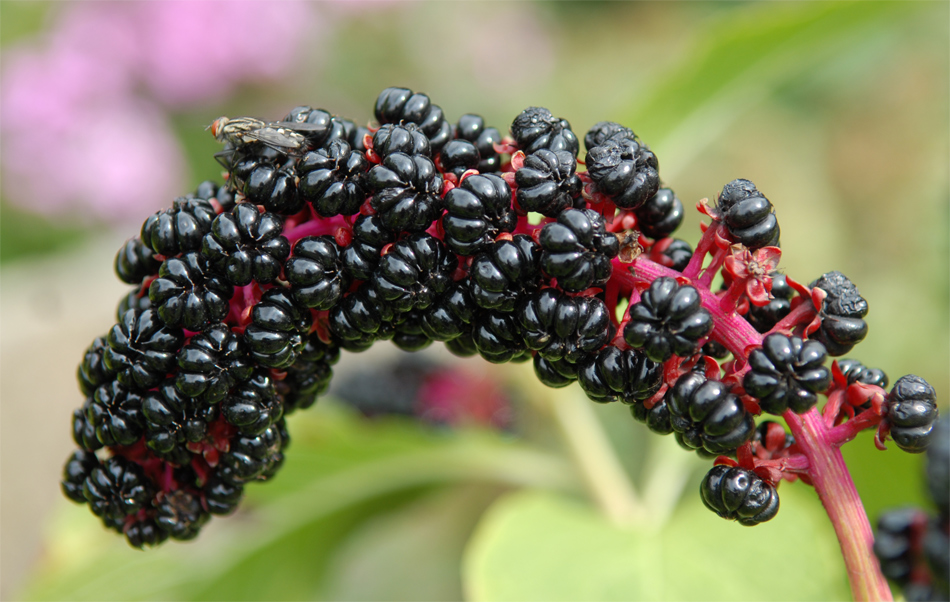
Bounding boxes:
[0,1,315,221]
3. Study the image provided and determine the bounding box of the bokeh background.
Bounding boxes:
[1,1,947,600]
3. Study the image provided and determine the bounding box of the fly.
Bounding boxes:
[208,116,325,156]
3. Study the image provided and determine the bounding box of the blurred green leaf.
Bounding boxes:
[464,484,849,601]
[0,1,52,47]
[0,201,92,264]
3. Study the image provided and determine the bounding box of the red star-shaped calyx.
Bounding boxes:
[723,245,781,307]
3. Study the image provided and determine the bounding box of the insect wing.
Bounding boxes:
[241,126,307,153]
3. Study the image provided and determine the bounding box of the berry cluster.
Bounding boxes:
[63,87,939,552]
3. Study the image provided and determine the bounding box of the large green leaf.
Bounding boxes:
[463,484,849,602]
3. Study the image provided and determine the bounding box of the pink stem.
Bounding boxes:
[283,215,349,244]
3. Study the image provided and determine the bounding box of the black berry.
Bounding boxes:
[700,464,780,526]
[743,333,832,414]
[623,277,714,362]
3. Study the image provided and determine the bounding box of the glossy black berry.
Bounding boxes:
[149,252,233,332]
[630,397,674,436]
[142,379,216,454]
[510,107,579,156]
[83,456,154,521]
[584,121,636,150]
[577,346,663,404]
[155,490,209,541]
[442,173,516,256]
[374,87,452,151]
[368,153,444,233]
[836,359,888,389]
[78,336,115,397]
[874,508,928,585]
[473,311,528,364]
[702,340,731,359]
[72,398,103,451]
[455,114,502,173]
[222,373,283,435]
[192,179,235,212]
[105,309,184,390]
[203,474,244,515]
[655,238,693,272]
[123,517,168,549]
[392,311,433,352]
[439,140,482,182]
[281,105,335,149]
[218,422,285,484]
[533,354,578,388]
[328,283,396,352]
[176,323,253,403]
[743,333,832,414]
[201,203,290,286]
[297,139,369,218]
[372,122,431,158]
[275,333,339,413]
[421,281,477,341]
[539,208,619,292]
[745,273,793,333]
[341,214,395,280]
[635,188,683,239]
[116,288,152,321]
[666,372,755,455]
[244,289,310,369]
[115,238,160,285]
[715,179,780,249]
[700,464,779,526]
[368,234,456,313]
[141,196,217,256]
[623,277,714,362]
[88,380,146,447]
[926,418,949,515]
[585,137,660,210]
[810,271,869,356]
[515,149,583,217]
[887,375,939,453]
[445,329,478,358]
[470,235,542,311]
[520,289,613,362]
[285,236,348,310]
[62,450,100,503]
[247,165,305,216]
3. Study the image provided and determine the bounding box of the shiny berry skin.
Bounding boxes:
[367,152,444,233]
[745,272,793,333]
[281,105,335,149]
[116,288,152,321]
[470,235,542,311]
[421,281,477,342]
[635,188,683,239]
[155,490,209,541]
[142,379,216,454]
[515,149,583,217]
[374,87,452,151]
[297,139,370,217]
[874,508,928,585]
[631,398,674,435]
[623,277,714,362]
[533,354,578,388]
[715,179,780,249]
[836,358,888,389]
[105,309,184,390]
[700,464,780,526]
[473,311,528,364]
[653,238,693,272]
[88,380,146,446]
[192,179,235,212]
[341,214,395,280]
[285,236,348,310]
[141,197,217,256]
[149,252,233,332]
[203,474,244,515]
[372,123,431,158]
[222,373,283,435]
[446,330,478,358]
[577,346,663,404]
[539,208,619,292]
[926,418,949,515]
[244,165,305,216]
[62,450,100,503]
[455,114,502,173]
[124,517,168,549]
[276,334,339,413]
[392,311,432,352]
[584,121,636,150]
[442,173,517,256]
[115,238,160,285]
[72,398,103,451]
[519,289,613,362]
[585,137,660,210]
[202,203,290,287]
[887,375,939,453]
[372,233,458,312]
[810,271,869,356]
[83,456,154,521]
[510,107,579,156]
[217,422,285,484]
[439,139,480,180]
[175,324,252,403]
[666,372,755,455]
[328,283,396,352]
[243,289,310,369]
[78,336,115,397]
[743,333,832,415]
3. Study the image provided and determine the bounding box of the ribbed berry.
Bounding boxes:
[327,115,369,151]
[275,334,339,413]
[371,233,457,312]
[72,398,103,451]
[142,379,216,454]
[577,346,663,404]
[715,179,780,249]
[78,336,115,397]
[105,309,184,390]
[372,122,431,158]
[203,474,244,515]
[192,179,236,212]
[124,517,168,549]
[623,277,714,362]
[297,139,369,217]
[926,418,949,515]
[743,333,832,414]
[887,375,939,453]
[653,238,693,272]
[421,281,477,341]
[222,373,283,435]
[244,289,309,369]
[470,235,542,311]
[392,311,433,352]
[515,149,583,216]
[836,358,888,388]
[244,164,304,216]
[176,323,253,403]
[874,508,928,585]
[533,354,578,388]
[374,87,452,151]
[141,197,217,256]
[520,289,613,362]
[442,173,516,256]
[201,203,290,287]
[285,236,348,310]
[217,422,285,484]
[115,238,160,285]
[584,121,636,150]
[341,214,395,280]
[117,288,152,321]
[635,188,683,239]
[700,464,780,526]
[745,273,793,333]
[539,208,619,292]
[438,139,480,179]
[631,398,674,435]
[88,380,145,446]
[328,283,396,352]
[367,153,444,232]
[510,107,579,156]
[446,330,478,358]
[155,490,209,541]
[810,271,869,356]
[281,105,335,149]
[473,311,528,364]
[585,137,659,210]
[455,114,502,173]
[62,450,99,503]
[149,252,233,332]
[666,372,755,455]
[83,456,154,521]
